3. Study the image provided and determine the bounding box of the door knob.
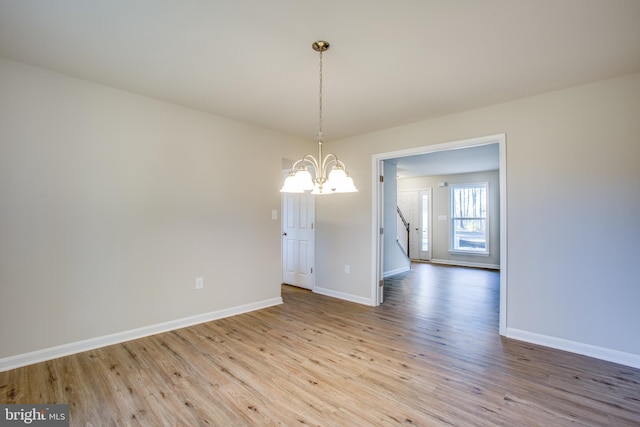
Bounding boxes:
[282,232,287,236]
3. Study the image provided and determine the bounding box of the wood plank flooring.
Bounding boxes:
[1,263,639,426]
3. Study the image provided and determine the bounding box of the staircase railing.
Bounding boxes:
[397,206,410,258]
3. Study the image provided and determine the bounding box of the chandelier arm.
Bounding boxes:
[291,157,317,173]
[290,158,306,171]
[302,154,320,173]
[320,153,338,176]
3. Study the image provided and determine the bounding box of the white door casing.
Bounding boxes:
[372,134,506,337]
[378,166,384,304]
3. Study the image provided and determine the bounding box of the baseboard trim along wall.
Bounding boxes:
[505,327,640,370]
[6,297,636,371]
[0,297,283,372]
[430,259,500,270]
[314,287,374,306]
[383,266,411,278]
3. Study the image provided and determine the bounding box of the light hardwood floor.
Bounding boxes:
[1,263,639,426]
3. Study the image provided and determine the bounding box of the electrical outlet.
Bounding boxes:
[195,277,204,289]
[344,264,351,274]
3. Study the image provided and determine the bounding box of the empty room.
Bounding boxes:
[1,1,639,425]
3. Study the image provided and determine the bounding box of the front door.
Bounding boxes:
[281,192,315,289]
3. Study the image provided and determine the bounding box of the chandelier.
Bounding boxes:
[280,40,358,195]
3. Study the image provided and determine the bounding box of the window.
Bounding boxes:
[421,192,430,253]
[450,183,488,254]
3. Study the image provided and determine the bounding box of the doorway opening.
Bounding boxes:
[372,134,507,335]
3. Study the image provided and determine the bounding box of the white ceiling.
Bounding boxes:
[1,0,639,142]
[391,143,500,179]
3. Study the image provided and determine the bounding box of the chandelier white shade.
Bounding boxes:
[280,41,357,195]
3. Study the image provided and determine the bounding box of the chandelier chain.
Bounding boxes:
[279,40,357,194]
[318,50,323,141]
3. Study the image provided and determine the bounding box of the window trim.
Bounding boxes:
[449,182,490,256]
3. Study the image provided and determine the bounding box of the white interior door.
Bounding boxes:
[282,193,315,289]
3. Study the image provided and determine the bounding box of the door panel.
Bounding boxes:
[282,193,315,289]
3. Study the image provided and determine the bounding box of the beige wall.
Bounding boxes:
[316,73,640,359]
[0,57,313,359]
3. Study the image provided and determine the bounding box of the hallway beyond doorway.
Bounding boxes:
[383,262,500,331]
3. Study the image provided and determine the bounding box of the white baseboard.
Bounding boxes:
[505,327,640,370]
[431,258,500,270]
[313,287,374,306]
[0,297,283,372]
[383,266,411,278]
